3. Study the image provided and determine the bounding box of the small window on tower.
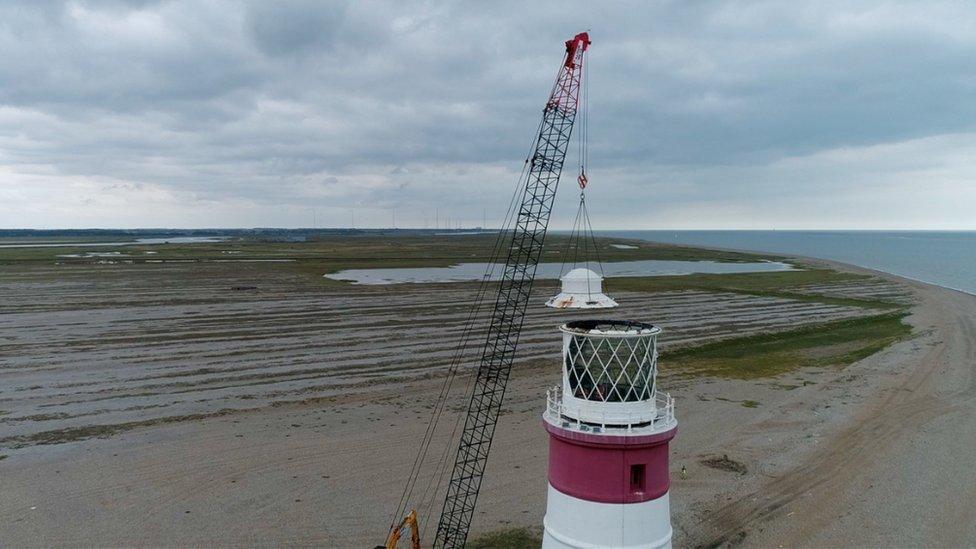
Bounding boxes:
[630,464,645,493]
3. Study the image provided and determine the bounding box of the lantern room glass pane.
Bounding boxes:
[565,334,655,403]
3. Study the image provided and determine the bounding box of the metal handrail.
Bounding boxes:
[544,385,675,434]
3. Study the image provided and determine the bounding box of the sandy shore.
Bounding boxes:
[690,263,976,547]
[1,261,973,546]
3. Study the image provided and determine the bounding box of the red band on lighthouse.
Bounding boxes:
[545,421,676,504]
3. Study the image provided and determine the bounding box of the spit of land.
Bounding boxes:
[0,233,972,547]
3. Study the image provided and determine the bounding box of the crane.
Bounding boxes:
[431,31,591,548]
[384,31,591,549]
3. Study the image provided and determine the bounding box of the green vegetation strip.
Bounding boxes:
[0,233,766,268]
[663,312,911,379]
[611,268,901,310]
[0,409,237,449]
[468,527,542,549]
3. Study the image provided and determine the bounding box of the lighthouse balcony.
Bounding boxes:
[544,386,676,436]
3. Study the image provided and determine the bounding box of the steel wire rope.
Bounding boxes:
[390,157,530,533]
[580,56,598,300]
[583,197,605,279]
[582,196,593,300]
[421,53,582,539]
[564,197,584,274]
[435,48,592,545]
[389,57,566,537]
[558,50,597,296]
[415,170,527,528]
[416,59,572,526]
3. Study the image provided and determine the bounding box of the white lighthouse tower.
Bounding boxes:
[542,320,677,549]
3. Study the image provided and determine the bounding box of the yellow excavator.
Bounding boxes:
[382,510,420,549]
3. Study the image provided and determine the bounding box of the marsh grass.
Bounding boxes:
[468,527,542,549]
[609,268,901,310]
[0,233,767,269]
[664,312,911,379]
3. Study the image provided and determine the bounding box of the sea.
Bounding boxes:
[602,231,976,296]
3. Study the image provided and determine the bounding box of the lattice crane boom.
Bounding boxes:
[432,32,591,549]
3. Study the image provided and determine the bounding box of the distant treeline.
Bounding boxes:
[0,228,491,238]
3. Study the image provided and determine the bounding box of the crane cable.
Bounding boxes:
[386,61,565,538]
[416,160,527,527]
[557,57,605,301]
[388,160,527,534]
[414,65,569,528]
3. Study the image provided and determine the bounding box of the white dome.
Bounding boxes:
[545,268,618,309]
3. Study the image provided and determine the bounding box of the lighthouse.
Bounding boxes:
[542,320,677,549]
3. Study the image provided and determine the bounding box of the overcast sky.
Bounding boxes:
[2,1,975,229]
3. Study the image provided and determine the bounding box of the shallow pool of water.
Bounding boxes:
[325,259,794,285]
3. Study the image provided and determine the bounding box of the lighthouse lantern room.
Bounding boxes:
[542,320,678,549]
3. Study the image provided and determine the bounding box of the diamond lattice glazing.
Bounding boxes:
[565,332,656,402]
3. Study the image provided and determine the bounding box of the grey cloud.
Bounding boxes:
[246,0,348,56]
[1,0,975,228]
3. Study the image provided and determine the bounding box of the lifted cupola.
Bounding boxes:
[545,267,618,309]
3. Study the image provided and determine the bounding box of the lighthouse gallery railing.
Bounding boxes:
[545,385,675,434]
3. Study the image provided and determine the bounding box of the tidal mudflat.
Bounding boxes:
[2,234,970,546]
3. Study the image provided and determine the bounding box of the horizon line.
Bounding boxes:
[2,227,976,232]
